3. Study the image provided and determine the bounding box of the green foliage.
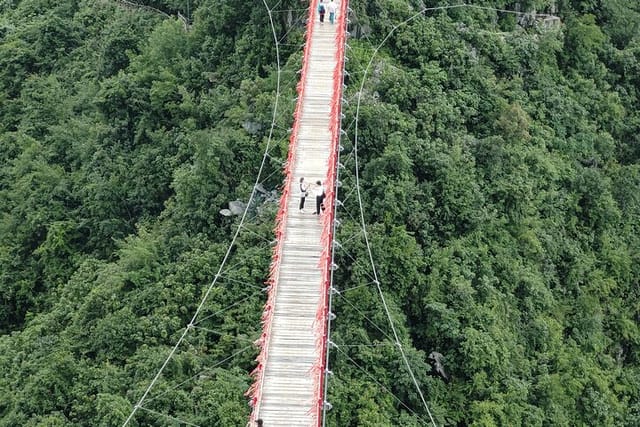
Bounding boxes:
[331,0,640,425]
[2,0,640,426]
[0,0,294,424]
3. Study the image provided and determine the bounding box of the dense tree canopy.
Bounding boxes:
[1,0,639,425]
[0,0,304,424]
[328,0,640,425]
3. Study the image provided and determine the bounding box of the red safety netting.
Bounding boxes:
[245,4,318,425]
[246,0,348,425]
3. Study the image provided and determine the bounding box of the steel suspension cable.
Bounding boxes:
[348,6,472,427]
[343,3,555,425]
[121,1,286,424]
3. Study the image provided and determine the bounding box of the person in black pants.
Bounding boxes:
[318,0,326,23]
[299,177,308,212]
[314,180,325,215]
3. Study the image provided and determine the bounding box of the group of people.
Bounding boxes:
[298,177,325,215]
[317,0,337,24]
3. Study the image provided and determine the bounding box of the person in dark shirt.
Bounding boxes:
[318,0,326,23]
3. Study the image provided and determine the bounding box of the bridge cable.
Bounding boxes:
[329,4,558,425]
[121,0,288,424]
[334,345,431,425]
[143,344,256,405]
[344,6,444,426]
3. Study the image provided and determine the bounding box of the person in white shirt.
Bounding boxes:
[298,177,308,213]
[327,0,337,24]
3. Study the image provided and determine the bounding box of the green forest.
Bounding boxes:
[1,0,639,425]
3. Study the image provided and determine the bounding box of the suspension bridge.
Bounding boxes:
[119,0,438,424]
[244,0,347,425]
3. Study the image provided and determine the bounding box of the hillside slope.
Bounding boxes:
[1,0,639,425]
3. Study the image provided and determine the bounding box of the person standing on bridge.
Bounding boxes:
[327,0,337,24]
[318,0,326,24]
[314,180,325,215]
[298,177,308,213]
